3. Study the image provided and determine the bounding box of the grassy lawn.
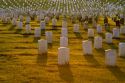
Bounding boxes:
[0,16,125,83]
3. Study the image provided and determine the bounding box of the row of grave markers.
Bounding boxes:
[15,19,125,38]
[33,18,125,66]
[38,35,125,66]
[2,15,125,66]
[0,0,124,17]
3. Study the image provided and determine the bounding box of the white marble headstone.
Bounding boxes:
[40,21,46,30]
[62,21,67,28]
[19,15,23,21]
[73,24,79,33]
[18,21,23,29]
[83,22,88,30]
[120,26,125,34]
[34,28,41,38]
[88,29,94,37]
[97,24,102,33]
[45,16,49,24]
[113,28,120,38]
[52,18,57,26]
[45,31,53,43]
[82,40,92,55]
[26,16,31,23]
[119,43,125,57]
[105,33,112,44]
[38,39,48,55]
[60,37,68,47]
[61,28,68,37]
[94,36,102,49]
[40,14,44,20]
[37,15,41,21]
[12,18,17,26]
[25,24,31,33]
[58,47,70,65]
[105,49,117,66]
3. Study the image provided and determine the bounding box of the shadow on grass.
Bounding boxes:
[74,32,83,39]
[37,53,48,66]
[33,37,41,43]
[22,33,33,38]
[22,34,30,38]
[98,33,105,38]
[0,54,17,61]
[107,43,118,49]
[15,29,22,34]
[88,37,94,42]
[58,65,74,82]
[83,29,88,31]
[41,29,45,35]
[95,48,105,56]
[8,25,16,30]
[121,34,125,36]
[119,37,125,42]
[120,56,125,59]
[0,49,11,52]
[107,66,125,81]
[113,37,121,40]
[1,23,10,27]
[52,26,59,30]
[51,28,60,31]
[83,54,100,66]
[56,25,62,27]
[105,28,111,32]
[48,43,53,49]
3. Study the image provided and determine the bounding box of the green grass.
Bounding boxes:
[0,16,125,83]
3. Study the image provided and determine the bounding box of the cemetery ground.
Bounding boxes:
[0,16,125,83]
